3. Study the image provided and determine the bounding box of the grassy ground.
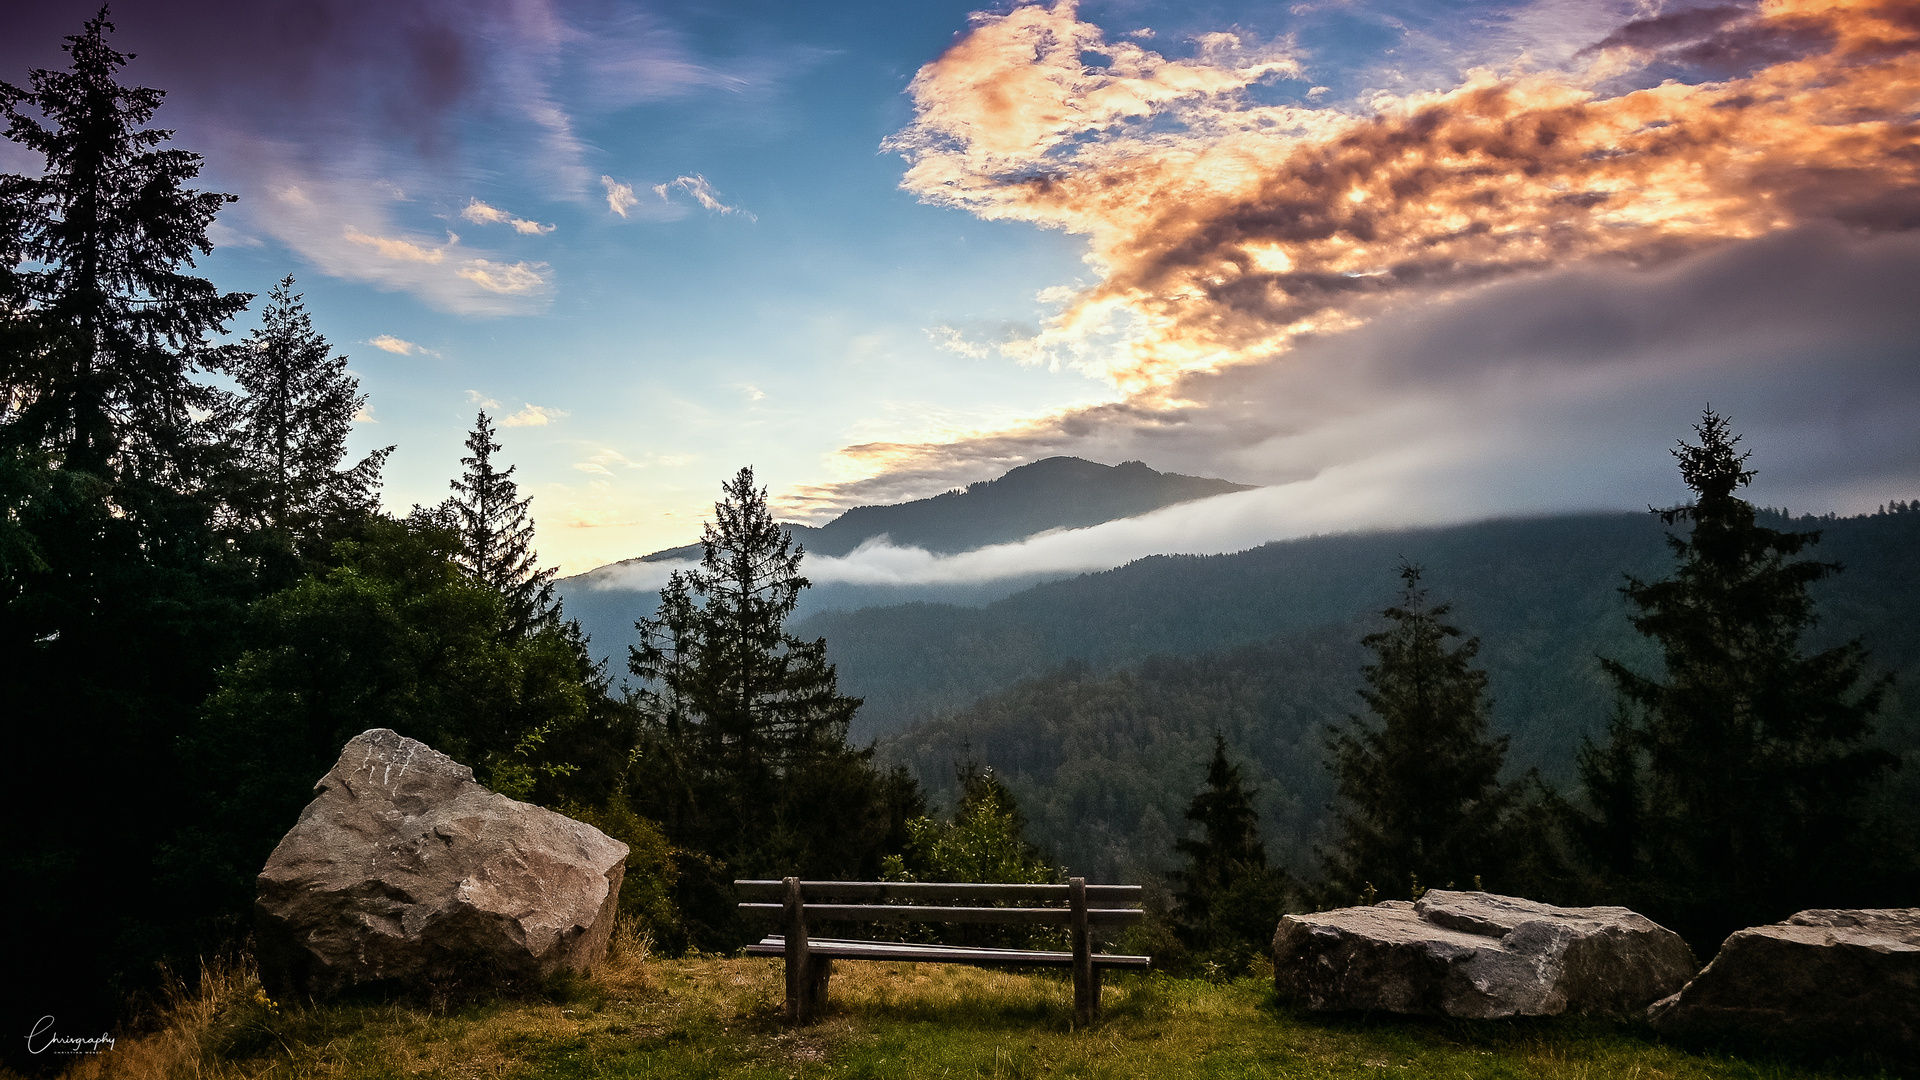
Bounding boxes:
[43,926,1903,1080]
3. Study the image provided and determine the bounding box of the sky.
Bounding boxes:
[3,0,1916,576]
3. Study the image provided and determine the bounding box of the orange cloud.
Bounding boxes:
[887,0,1920,394]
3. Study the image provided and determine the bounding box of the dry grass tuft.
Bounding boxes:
[60,953,260,1080]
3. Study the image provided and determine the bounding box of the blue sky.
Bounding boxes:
[4,0,1916,574]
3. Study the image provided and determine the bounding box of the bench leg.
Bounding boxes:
[807,957,833,1016]
[783,876,813,1024]
[1070,877,1097,1026]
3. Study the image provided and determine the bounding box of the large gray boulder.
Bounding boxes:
[256,729,628,999]
[1648,909,1920,1057]
[1274,891,1696,1018]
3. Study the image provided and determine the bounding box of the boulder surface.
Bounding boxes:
[1273,891,1696,1018]
[1648,909,1920,1057]
[257,729,628,999]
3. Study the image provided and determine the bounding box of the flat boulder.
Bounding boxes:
[1273,890,1696,1019]
[256,729,628,999]
[1648,909,1920,1057]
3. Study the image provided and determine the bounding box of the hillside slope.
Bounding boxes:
[857,509,1920,883]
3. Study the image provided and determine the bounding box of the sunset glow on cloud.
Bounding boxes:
[889,0,1919,393]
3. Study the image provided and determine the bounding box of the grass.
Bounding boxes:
[42,924,1904,1080]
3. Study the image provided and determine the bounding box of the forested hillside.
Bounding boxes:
[853,508,1920,883]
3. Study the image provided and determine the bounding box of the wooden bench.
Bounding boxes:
[737,877,1150,1025]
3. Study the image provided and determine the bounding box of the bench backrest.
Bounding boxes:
[735,879,1144,926]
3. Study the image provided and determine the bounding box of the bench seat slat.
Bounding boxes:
[746,935,1151,969]
[738,902,1143,926]
[733,880,1142,904]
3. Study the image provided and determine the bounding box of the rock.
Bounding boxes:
[1273,890,1696,1018]
[256,729,628,999]
[1648,909,1920,1057]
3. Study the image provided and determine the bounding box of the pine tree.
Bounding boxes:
[443,410,556,636]
[1324,564,1520,900]
[630,466,859,775]
[1574,409,1900,947]
[1168,735,1294,969]
[211,275,390,550]
[0,13,252,1040]
[628,467,915,945]
[1,9,248,481]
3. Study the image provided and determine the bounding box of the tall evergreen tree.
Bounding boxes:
[0,9,247,481]
[631,466,860,775]
[442,410,556,635]
[1574,410,1902,948]
[0,13,251,1050]
[1324,564,1521,900]
[210,275,390,548]
[628,467,917,946]
[1168,735,1294,970]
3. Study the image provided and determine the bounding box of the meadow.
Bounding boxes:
[45,923,1899,1080]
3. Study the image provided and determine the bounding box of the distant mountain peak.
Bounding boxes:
[572,457,1253,575]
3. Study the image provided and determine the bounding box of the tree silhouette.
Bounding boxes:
[1,8,247,480]
[0,12,251,1044]
[211,275,390,551]
[628,467,915,945]
[1324,564,1520,900]
[1168,734,1294,969]
[1574,409,1901,948]
[631,466,859,776]
[443,411,556,636]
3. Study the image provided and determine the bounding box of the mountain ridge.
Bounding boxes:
[572,456,1253,574]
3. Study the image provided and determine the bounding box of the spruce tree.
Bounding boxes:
[0,12,250,1042]
[629,467,916,945]
[1325,564,1520,900]
[211,275,391,555]
[631,466,860,775]
[443,410,556,636]
[1,9,248,481]
[1575,410,1900,947]
[1168,735,1294,970]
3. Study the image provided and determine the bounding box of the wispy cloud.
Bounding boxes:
[461,197,555,235]
[653,174,756,220]
[927,325,991,359]
[344,224,450,264]
[48,0,789,313]
[252,170,555,314]
[457,258,553,295]
[602,175,639,218]
[572,446,650,476]
[501,403,569,427]
[368,334,436,356]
